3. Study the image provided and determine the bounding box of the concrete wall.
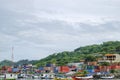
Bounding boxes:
[114,54,120,62]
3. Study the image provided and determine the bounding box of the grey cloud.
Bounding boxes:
[0,0,120,61]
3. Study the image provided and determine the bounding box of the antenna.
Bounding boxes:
[11,46,14,67]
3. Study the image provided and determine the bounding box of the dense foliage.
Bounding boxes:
[35,41,120,66]
[1,41,120,67]
[0,59,38,67]
[0,60,13,67]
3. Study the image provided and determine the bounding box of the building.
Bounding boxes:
[59,66,70,73]
[99,54,120,63]
[67,62,84,67]
[105,54,120,63]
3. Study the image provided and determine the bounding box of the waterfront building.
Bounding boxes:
[104,54,120,63]
[98,54,120,63]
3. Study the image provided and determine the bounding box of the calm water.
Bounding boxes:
[1,77,119,80]
[1,77,120,80]
[17,79,53,80]
[0,79,52,80]
[17,79,120,80]
[90,79,120,80]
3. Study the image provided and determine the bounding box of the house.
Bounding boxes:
[98,54,120,63]
[67,62,84,71]
[67,62,84,67]
[44,67,53,73]
[104,54,120,63]
[59,66,70,73]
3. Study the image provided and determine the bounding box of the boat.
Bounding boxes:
[101,74,114,79]
[32,74,40,79]
[72,71,93,80]
[5,73,18,80]
[17,73,26,79]
[76,75,93,79]
[54,74,72,80]
[40,73,55,79]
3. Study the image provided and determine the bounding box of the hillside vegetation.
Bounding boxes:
[35,41,120,66]
[1,41,120,67]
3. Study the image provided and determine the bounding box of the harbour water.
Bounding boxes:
[0,79,116,80]
[17,79,120,80]
[6,79,118,80]
[17,79,52,80]
[90,79,120,80]
[0,78,120,80]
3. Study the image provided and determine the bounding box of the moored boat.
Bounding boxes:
[101,74,114,79]
[72,75,93,80]
[40,73,55,79]
[32,74,40,79]
[76,75,93,79]
[54,74,72,80]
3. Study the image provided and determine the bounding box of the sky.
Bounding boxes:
[0,0,120,61]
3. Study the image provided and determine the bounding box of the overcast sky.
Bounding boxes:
[0,0,120,61]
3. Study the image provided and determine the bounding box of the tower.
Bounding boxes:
[12,47,14,63]
[11,46,14,67]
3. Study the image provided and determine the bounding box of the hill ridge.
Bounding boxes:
[1,41,120,67]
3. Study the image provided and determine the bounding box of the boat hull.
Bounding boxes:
[72,75,93,80]
[101,75,114,79]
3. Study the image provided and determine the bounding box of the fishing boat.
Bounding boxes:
[72,70,93,80]
[40,73,55,79]
[72,75,93,80]
[76,75,93,79]
[17,73,27,79]
[54,74,72,80]
[32,74,40,79]
[101,74,114,79]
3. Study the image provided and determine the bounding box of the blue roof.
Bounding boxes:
[39,67,44,70]
[12,68,19,72]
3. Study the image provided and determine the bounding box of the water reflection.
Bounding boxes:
[17,79,53,80]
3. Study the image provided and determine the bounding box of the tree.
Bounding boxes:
[35,41,120,66]
[100,62,110,72]
[85,55,96,62]
[100,62,110,66]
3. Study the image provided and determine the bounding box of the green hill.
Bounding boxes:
[35,41,120,67]
[1,41,120,67]
[0,59,38,67]
[0,60,13,67]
